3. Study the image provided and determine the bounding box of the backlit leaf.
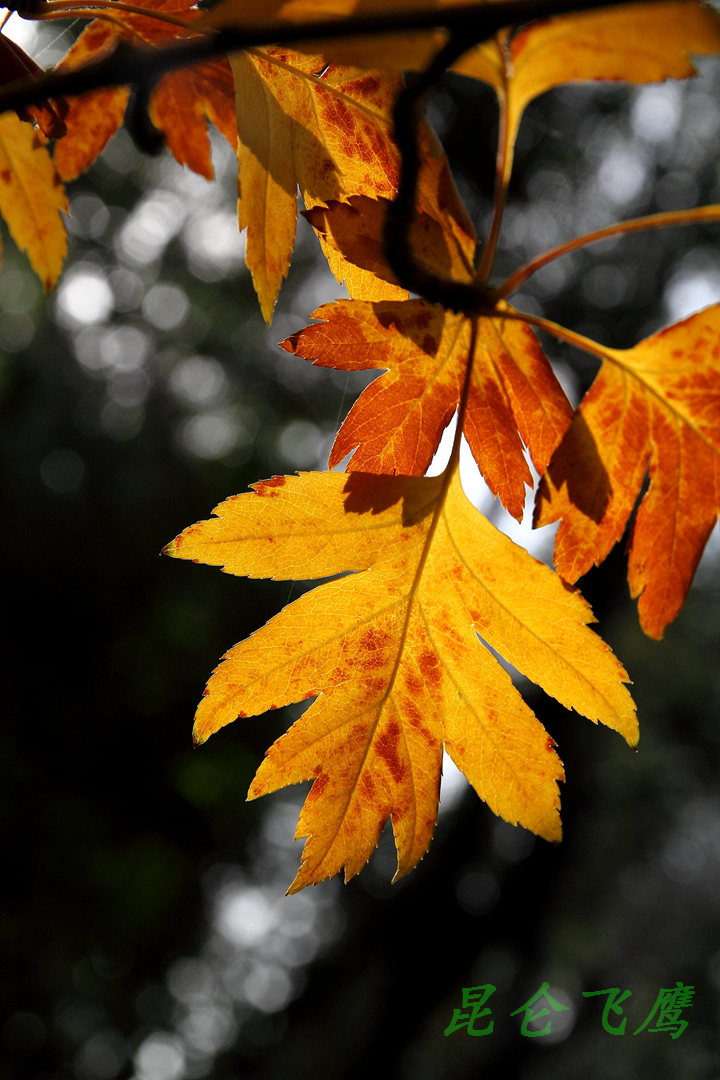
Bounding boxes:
[282,298,572,519]
[304,190,474,300]
[165,465,636,890]
[535,305,720,639]
[456,0,720,200]
[0,111,67,290]
[53,0,236,182]
[231,49,472,321]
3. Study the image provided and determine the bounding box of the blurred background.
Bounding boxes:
[3,11,720,1080]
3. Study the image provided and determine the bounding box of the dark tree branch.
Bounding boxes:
[0,0,660,314]
[0,0,654,116]
[382,31,497,315]
[126,83,165,154]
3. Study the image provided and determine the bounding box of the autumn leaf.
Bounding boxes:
[201,0,720,94]
[197,0,457,70]
[535,305,720,640]
[0,111,68,290]
[304,190,474,301]
[282,298,572,520]
[455,0,720,259]
[53,0,237,183]
[164,463,636,891]
[231,49,472,321]
[49,0,472,319]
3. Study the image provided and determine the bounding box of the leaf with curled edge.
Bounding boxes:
[534,305,720,639]
[281,298,572,520]
[164,466,636,892]
[53,0,237,183]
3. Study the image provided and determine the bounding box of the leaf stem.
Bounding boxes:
[502,309,611,362]
[31,9,142,31]
[476,57,509,284]
[494,205,720,299]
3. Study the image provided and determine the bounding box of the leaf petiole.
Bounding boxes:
[475,36,510,284]
[494,205,720,299]
[502,308,612,362]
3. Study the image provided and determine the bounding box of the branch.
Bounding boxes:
[0,0,657,116]
[382,32,497,315]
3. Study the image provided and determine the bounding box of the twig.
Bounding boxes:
[0,0,658,117]
[494,205,720,299]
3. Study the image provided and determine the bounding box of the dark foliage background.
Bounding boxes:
[2,18,720,1080]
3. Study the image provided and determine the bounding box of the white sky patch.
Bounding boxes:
[56,267,114,328]
[427,413,558,564]
[665,271,720,323]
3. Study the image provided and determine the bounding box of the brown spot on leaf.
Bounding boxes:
[404,671,422,696]
[257,475,286,496]
[360,771,376,797]
[350,73,382,98]
[307,771,329,801]
[404,699,423,727]
[376,720,406,782]
[356,627,390,670]
[418,650,441,686]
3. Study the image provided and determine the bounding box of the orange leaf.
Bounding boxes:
[282,299,572,520]
[53,21,129,183]
[535,306,720,639]
[0,112,67,290]
[165,466,636,890]
[53,0,237,182]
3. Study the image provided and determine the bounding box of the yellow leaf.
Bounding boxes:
[456,0,720,197]
[166,465,636,891]
[199,0,456,70]
[0,112,67,291]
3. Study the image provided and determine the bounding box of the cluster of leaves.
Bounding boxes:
[4,0,720,892]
